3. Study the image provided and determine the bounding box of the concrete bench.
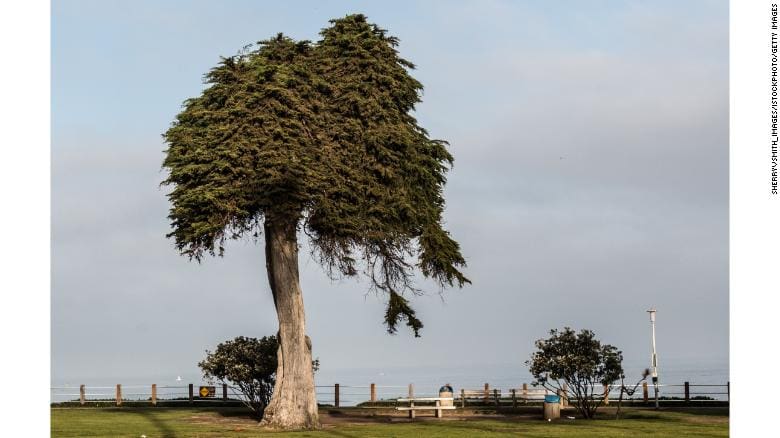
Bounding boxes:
[396,397,456,418]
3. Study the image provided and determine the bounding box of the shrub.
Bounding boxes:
[527,327,623,419]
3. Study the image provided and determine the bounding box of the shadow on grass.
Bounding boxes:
[662,407,729,417]
[318,431,362,438]
[126,409,176,438]
[109,405,726,436]
[615,407,729,422]
[122,406,260,436]
[209,406,259,419]
[434,422,532,434]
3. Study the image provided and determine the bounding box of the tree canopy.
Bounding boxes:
[199,336,279,417]
[527,328,624,419]
[162,14,469,337]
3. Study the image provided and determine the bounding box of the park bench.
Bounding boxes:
[460,389,500,405]
[512,387,548,402]
[459,387,549,407]
[395,397,456,418]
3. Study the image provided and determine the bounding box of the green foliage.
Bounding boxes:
[162,14,469,336]
[198,336,320,418]
[384,291,422,335]
[163,35,322,254]
[527,328,624,419]
[199,336,279,417]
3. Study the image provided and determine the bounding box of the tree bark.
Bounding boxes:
[259,220,320,429]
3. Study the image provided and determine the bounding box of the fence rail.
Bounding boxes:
[51,380,729,407]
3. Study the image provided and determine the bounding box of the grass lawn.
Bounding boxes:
[51,407,729,437]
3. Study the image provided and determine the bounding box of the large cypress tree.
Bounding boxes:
[162,14,468,429]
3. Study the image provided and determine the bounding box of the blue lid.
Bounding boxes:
[544,394,560,403]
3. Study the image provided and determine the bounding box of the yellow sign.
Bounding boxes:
[199,386,215,397]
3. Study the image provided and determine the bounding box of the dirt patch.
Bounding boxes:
[318,411,543,426]
[188,413,259,426]
[185,408,728,429]
[187,411,539,428]
[681,415,729,425]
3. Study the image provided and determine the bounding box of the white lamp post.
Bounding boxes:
[647,308,659,409]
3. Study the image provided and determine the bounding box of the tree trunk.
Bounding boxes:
[259,220,320,429]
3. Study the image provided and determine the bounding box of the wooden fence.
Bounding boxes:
[51,381,729,407]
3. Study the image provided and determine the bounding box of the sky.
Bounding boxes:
[52,0,728,386]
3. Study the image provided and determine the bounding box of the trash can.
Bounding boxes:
[439,383,454,407]
[543,394,561,420]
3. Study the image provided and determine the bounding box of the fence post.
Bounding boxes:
[522,383,528,404]
[493,388,500,408]
[603,384,609,405]
[484,383,489,404]
[370,383,376,403]
[334,383,340,408]
[116,384,122,406]
[727,381,730,403]
[643,382,649,403]
[461,388,466,408]
[151,384,157,406]
[512,389,517,409]
[223,383,228,401]
[556,388,563,407]
[188,383,194,404]
[79,384,85,405]
[408,383,415,419]
[684,382,690,405]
